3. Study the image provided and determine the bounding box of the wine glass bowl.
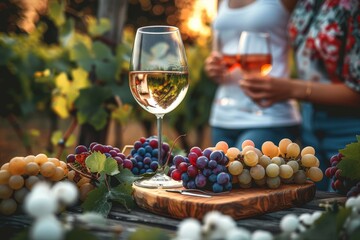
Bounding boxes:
[129,25,189,188]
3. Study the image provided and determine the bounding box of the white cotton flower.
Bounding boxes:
[176,218,202,240]
[310,211,323,223]
[345,197,356,208]
[51,181,79,206]
[225,227,251,240]
[280,214,299,233]
[30,215,64,240]
[346,218,360,234]
[24,183,57,218]
[251,230,273,240]
[203,212,237,240]
[299,213,313,226]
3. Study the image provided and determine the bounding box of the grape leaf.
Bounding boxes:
[114,168,141,185]
[86,151,106,173]
[103,157,120,176]
[52,95,69,119]
[109,182,135,211]
[86,17,111,37]
[81,184,112,217]
[338,136,360,180]
[48,1,66,27]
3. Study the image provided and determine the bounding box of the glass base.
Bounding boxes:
[134,172,183,189]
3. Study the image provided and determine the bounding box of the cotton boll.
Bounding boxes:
[310,211,323,223]
[203,212,237,240]
[31,215,64,240]
[51,181,78,206]
[225,227,251,240]
[177,218,202,240]
[280,214,299,233]
[299,213,312,226]
[251,230,273,240]
[345,197,356,208]
[24,183,57,218]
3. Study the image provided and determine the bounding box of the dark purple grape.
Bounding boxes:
[66,154,76,163]
[178,162,188,173]
[132,167,139,175]
[123,159,133,170]
[92,144,105,153]
[202,168,212,177]
[114,156,123,165]
[217,172,230,185]
[140,169,146,174]
[224,182,232,191]
[152,149,159,158]
[113,147,121,153]
[109,150,118,157]
[130,158,137,166]
[212,165,223,175]
[212,183,224,193]
[137,147,146,156]
[145,146,153,153]
[117,153,126,160]
[150,161,158,171]
[168,165,176,176]
[219,155,229,166]
[146,169,153,173]
[137,162,144,169]
[187,180,196,189]
[134,155,143,162]
[196,156,208,169]
[202,148,213,159]
[171,169,182,181]
[139,137,146,143]
[89,142,98,151]
[181,173,189,182]
[208,160,217,169]
[210,150,223,162]
[209,174,217,183]
[134,141,142,150]
[173,155,185,167]
[149,139,158,149]
[187,165,198,178]
[75,145,88,154]
[144,164,149,169]
[143,157,151,165]
[162,143,170,153]
[195,174,207,188]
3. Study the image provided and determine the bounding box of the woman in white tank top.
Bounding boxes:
[205,0,300,148]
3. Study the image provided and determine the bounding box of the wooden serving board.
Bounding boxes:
[133,182,316,220]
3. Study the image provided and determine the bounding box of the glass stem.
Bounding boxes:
[156,115,164,167]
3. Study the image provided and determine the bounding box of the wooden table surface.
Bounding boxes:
[0,191,345,239]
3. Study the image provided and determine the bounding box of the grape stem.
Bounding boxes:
[56,117,78,159]
[67,163,96,180]
[159,134,186,171]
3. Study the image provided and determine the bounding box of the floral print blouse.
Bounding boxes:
[288,0,360,92]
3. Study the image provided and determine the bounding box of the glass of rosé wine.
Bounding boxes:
[238,31,272,114]
[129,25,189,188]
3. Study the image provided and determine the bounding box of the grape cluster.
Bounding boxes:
[128,136,171,175]
[0,154,68,215]
[227,138,323,189]
[325,153,359,197]
[169,142,232,193]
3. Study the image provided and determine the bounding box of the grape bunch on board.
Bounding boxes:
[325,136,360,198]
[169,141,232,193]
[0,154,68,215]
[227,138,323,189]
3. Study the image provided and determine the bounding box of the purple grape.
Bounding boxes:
[217,172,230,185]
[202,148,213,159]
[208,160,217,169]
[210,150,223,162]
[66,154,76,163]
[134,141,142,150]
[162,142,170,153]
[143,157,151,165]
[212,165,223,175]
[89,142,98,151]
[149,139,158,149]
[123,159,133,170]
[145,145,153,153]
[188,152,198,166]
[167,165,176,176]
[75,145,88,154]
[196,156,208,169]
[190,146,203,157]
[202,168,212,177]
[135,155,143,162]
[144,164,150,169]
[212,183,224,193]
[187,180,196,189]
[117,153,126,160]
[195,174,207,188]
[92,144,105,153]
[109,150,118,157]
[187,165,198,178]
[173,155,185,167]
[181,173,189,182]
[150,161,159,171]
[224,182,232,191]
[137,162,144,169]
[140,169,146,174]
[113,147,121,153]
[137,147,146,156]
[209,174,217,183]
[146,169,153,173]
[114,156,123,165]
[132,167,139,175]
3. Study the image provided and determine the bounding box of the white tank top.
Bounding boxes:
[209,0,301,129]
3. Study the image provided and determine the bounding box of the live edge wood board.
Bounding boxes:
[132,182,316,220]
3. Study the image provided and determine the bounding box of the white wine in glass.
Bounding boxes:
[129,25,189,188]
[238,31,272,114]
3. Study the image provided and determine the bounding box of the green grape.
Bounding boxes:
[25,175,40,190]
[301,154,317,168]
[0,198,17,215]
[238,169,252,185]
[40,162,56,178]
[244,150,258,167]
[0,184,13,199]
[286,143,300,158]
[287,160,299,173]
[242,145,255,155]
[266,163,280,178]
[8,175,24,190]
[258,155,271,168]
[14,187,29,203]
[250,165,265,180]
[241,139,255,150]
[254,177,267,187]
[301,146,315,157]
[254,148,263,159]
[226,147,241,162]
[293,170,307,184]
[307,167,323,182]
[279,165,294,179]
[228,161,243,176]
[271,157,282,166]
[25,162,40,176]
[266,176,281,189]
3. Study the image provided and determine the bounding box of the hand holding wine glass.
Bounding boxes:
[238,31,272,114]
[129,25,189,188]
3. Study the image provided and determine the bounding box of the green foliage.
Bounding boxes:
[128,228,171,240]
[85,151,119,176]
[338,135,360,180]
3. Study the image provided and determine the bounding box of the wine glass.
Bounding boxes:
[238,31,272,115]
[129,25,189,188]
